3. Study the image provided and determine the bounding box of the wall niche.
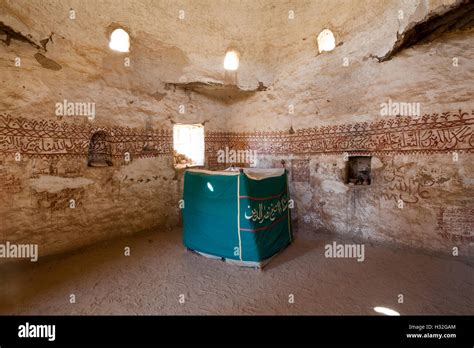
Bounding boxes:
[87,131,113,167]
[346,156,371,185]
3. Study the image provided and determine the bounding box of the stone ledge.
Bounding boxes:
[28,176,94,194]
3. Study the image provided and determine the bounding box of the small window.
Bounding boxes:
[88,131,113,167]
[173,124,204,168]
[346,156,371,185]
[317,29,336,53]
[109,28,130,53]
[223,50,240,71]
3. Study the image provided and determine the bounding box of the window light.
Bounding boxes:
[224,50,239,71]
[173,124,205,168]
[109,28,130,53]
[317,29,336,53]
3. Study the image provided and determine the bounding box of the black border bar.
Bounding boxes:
[0,315,473,346]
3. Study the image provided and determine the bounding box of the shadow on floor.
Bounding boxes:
[0,231,159,314]
[262,236,323,271]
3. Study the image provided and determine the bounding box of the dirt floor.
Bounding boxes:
[0,228,473,315]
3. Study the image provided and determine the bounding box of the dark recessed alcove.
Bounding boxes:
[346,156,371,185]
[87,131,113,167]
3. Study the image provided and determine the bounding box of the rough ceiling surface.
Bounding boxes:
[0,0,473,264]
[2,0,472,116]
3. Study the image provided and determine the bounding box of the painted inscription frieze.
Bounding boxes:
[1,110,473,162]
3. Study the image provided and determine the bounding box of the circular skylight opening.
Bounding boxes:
[317,29,336,53]
[223,50,239,71]
[109,28,130,53]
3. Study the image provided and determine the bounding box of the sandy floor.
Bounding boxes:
[0,228,473,315]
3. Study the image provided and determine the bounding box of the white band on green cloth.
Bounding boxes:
[237,174,243,261]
